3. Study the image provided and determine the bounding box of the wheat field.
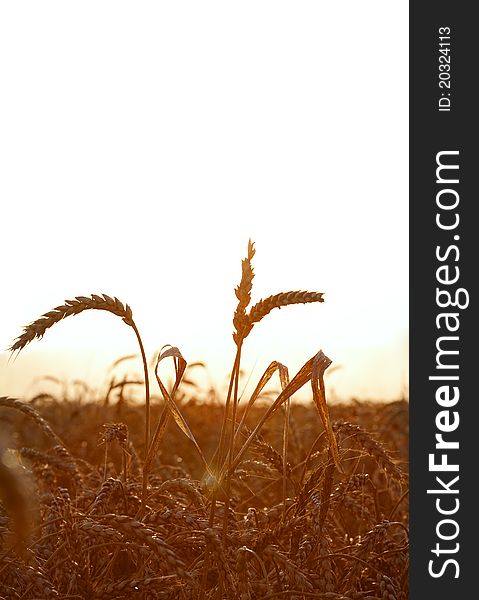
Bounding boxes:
[0,242,408,599]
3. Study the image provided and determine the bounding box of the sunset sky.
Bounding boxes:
[0,2,408,402]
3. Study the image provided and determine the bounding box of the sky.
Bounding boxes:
[0,2,408,402]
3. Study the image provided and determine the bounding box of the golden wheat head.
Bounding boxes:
[232,239,256,343]
[232,240,324,344]
[9,294,134,354]
[234,290,324,343]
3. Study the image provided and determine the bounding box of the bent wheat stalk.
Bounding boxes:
[8,294,152,503]
[9,295,134,352]
[229,350,332,476]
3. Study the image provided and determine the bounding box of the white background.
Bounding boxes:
[0,2,408,401]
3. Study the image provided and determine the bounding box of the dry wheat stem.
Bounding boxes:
[221,344,243,542]
[214,345,242,476]
[312,356,341,471]
[8,294,152,515]
[207,343,242,541]
[233,361,286,446]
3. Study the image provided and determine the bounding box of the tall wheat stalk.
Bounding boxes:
[206,241,328,546]
[9,294,152,508]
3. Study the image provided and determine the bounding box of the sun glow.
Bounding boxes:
[0,2,408,402]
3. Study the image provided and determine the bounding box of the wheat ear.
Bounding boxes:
[8,293,152,507]
[232,239,255,345]
[249,290,324,327]
[0,396,65,447]
[233,290,324,342]
[9,294,133,353]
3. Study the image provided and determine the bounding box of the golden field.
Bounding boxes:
[0,242,408,599]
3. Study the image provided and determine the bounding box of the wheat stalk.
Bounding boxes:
[8,294,153,510]
[210,241,257,556]
[216,242,325,548]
